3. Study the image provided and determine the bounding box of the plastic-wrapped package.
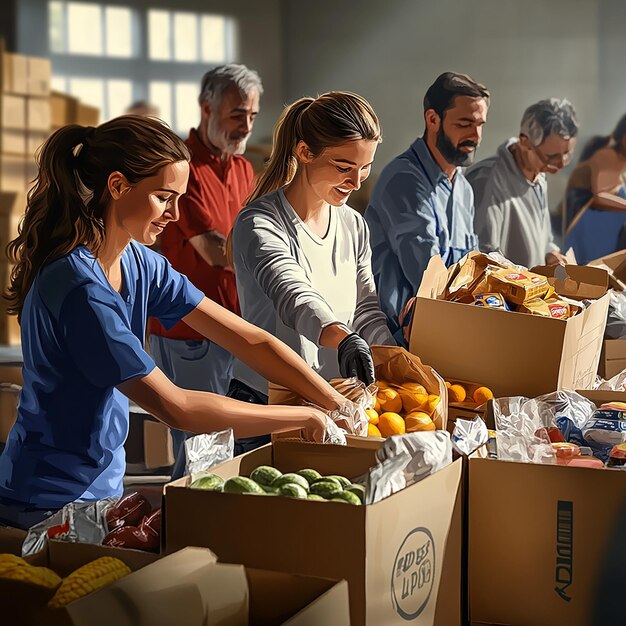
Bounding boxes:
[451,417,489,456]
[597,371,626,392]
[605,290,626,340]
[184,428,234,476]
[357,430,452,504]
[22,499,114,557]
[582,408,626,461]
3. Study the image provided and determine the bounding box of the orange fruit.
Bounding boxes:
[378,412,406,437]
[473,386,494,404]
[367,423,382,438]
[448,384,466,403]
[445,381,452,388]
[378,387,402,414]
[401,382,427,395]
[427,394,441,414]
[365,408,379,425]
[372,396,382,413]
[376,380,390,390]
[405,411,436,432]
[398,390,428,413]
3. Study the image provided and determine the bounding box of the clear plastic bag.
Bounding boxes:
[328,377,374,437]
[605,290,626,339]
[356,430,452,504]
[597,371,626,392]
[452,417,489,456]
[185,428,234,477]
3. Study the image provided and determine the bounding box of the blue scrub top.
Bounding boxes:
[0,241,203,512]
[365,137,478,344]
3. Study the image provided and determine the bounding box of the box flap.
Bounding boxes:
[417,255,448,299]
[67,547,246,626]
[531,264,608,299]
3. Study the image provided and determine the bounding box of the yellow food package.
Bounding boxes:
[519,297,571,319]
[486,268,550,305]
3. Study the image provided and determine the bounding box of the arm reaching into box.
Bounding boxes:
[117,368,328,441]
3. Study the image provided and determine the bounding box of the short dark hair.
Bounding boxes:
[423,72,490,118]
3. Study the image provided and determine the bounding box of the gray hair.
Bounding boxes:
[198,64,263,106]
[520,98,579,146]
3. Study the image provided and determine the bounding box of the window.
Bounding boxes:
[148,82,173,128]
[52,76,134,121]
[49,1,134,58]
[148,10,230,63]
[175,82,199,132]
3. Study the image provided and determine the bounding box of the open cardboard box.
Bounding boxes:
[409,257,610,399]
[588,248,626,292]
[598,339,626,380]
[1,539,349,626]
[164,434,463,626]
[467,389,626,626]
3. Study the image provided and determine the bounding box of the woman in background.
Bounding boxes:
[228,91,395,428]
[564,113,626,263]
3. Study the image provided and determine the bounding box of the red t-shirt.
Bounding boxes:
[150,128,254,340]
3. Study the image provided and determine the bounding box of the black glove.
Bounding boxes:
[337,333,375,386]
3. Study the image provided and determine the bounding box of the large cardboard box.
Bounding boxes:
[409,258,610,398]
[76,102,99,127]
[0,153,27,192]
[1,52,28,95]
[51,91,79,129]
[589,248,626,291]
[143,418,174,469]
[3,541,349,626]
[468,390,626,626]
[1,93,26,129]
[165,437,463,626]
[27,97,51,132]
[27,56,51,97]
[598,338,626,380]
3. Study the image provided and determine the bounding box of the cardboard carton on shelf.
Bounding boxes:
[0,190,24,253]
[50,91,100,129]
[0,154,28,192]
[468,387,626,626]
[27,131,48,157]
[1,93,26,129]
[27,56,51,97]
[165,434,463,626]
[26,97,51,132]
[1,129,26,155]
[409,257,610,399]
[1,52,28,95]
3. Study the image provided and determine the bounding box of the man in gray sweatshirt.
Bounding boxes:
[466,98,578,268]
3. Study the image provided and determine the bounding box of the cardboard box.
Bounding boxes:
[165,437,463,626]
[1,52,28,95]
[27,56,51,97]
[468,455,626,626]
[143,418,174,469]
[409,257,610,398]
[0,190,24,252]
[51,91,79,128]
[26,97,51,132]
[2,129,26,154]
[1,93,26,129]
[76,103,99,127]
[27,131,48,156]
[598,338,626,380]
[0,154,27,192]
[3,541,349,626]
[0,362,22,385]
[588,249,626,292]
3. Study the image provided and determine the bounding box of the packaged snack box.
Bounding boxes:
[519,297,571,319]
[486,268,550,305]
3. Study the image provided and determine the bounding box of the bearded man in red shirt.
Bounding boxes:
[149,64,262,475]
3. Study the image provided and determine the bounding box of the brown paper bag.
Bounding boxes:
[370,345,448,430]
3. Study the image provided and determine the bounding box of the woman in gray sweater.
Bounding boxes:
[229,92,395,436]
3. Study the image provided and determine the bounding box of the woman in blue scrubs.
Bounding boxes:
[0,116,348,528]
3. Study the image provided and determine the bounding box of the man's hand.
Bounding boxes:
[189,231,231,269]
[545,250,568,266]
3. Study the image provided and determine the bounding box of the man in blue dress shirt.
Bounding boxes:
[365,72,490,344]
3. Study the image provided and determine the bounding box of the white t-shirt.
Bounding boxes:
[231,188,395,395]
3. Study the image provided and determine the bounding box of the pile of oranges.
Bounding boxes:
[366,381,440,438]
[445,382,494,405]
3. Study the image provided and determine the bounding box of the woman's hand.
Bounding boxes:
[303,407,330,442]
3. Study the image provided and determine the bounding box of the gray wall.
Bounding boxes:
[282,0,625,210]
[14,0,284,143]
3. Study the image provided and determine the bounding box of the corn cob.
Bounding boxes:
[48,557,130,608]
[0,555,62,589]
[0,553,29,575]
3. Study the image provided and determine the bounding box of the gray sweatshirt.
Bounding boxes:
[466,138,559,268]
[231,188,395,395]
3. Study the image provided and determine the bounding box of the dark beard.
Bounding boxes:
[436,127,477,166]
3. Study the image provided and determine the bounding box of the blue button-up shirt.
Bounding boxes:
[365,137,478,344]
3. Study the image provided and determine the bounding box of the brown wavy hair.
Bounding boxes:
[248,91,381,203]
[5,115,190,318]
